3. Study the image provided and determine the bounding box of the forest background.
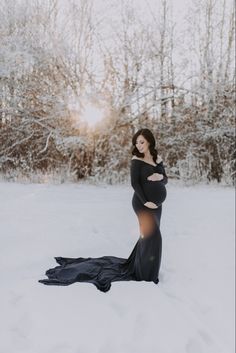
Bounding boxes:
[0,0,235,185]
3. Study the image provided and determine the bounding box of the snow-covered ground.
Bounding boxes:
[0,181,234,353]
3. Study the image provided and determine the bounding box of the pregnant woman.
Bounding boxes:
[130,128,168,282]
[38,128,168,292]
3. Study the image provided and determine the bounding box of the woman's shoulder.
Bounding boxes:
[131,156,144,164]
[131,156,141,161]
[131,155,163,163]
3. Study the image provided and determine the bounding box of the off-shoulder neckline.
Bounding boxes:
[131,157,160,167]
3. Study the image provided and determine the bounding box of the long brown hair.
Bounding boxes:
[131,128,158,163]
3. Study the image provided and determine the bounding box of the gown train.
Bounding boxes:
[38,159,167,292]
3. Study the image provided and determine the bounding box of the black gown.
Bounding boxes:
[38,159,168,292]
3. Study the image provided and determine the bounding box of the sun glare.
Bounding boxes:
[80,102,104,128]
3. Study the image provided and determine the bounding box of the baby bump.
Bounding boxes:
[143,181,167,206]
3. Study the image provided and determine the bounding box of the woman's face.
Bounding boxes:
[135,134,150,154]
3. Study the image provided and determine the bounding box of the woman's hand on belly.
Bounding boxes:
[147,173,164,181]
[144,201,158,209]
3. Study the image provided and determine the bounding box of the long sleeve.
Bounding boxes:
[157,161,168,185]
[130,160,148,204]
